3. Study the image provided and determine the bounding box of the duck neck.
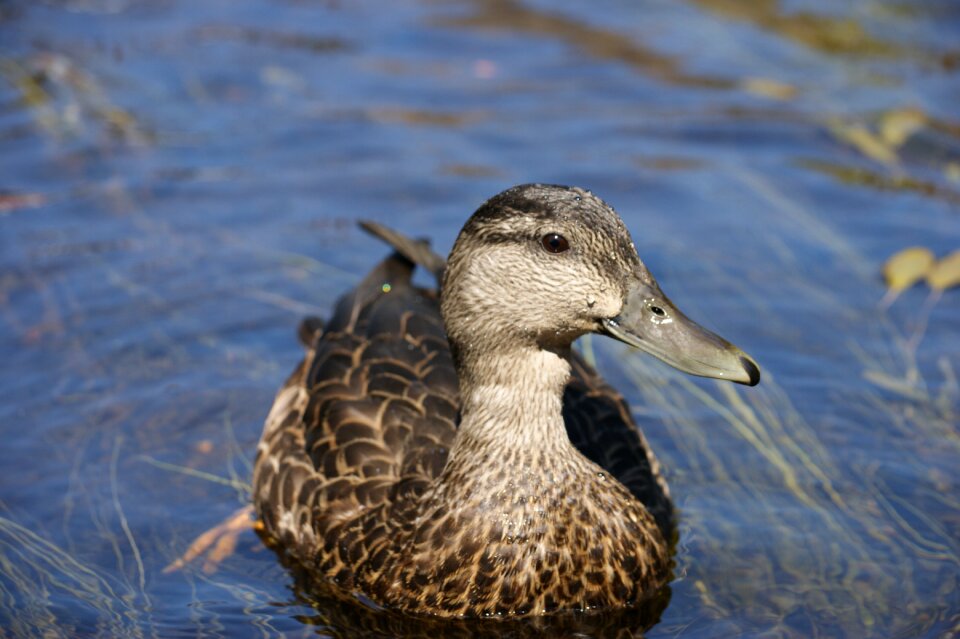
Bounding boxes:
[449,344,575,457]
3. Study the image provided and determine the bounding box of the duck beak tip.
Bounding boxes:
[738,355,761,387]
[598,277,761,387]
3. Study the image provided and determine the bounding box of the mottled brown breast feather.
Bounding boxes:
[253,244,673,618]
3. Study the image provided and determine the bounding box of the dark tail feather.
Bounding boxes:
[359,220,446,282]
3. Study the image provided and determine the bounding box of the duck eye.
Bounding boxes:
[541,233,569,254]
[650,306,665,316]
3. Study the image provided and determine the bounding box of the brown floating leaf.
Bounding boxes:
[440,163,503,178]
[882,247,935,291]
[927,250,960,291]
[692,0,900,58]
[368,108,484,127]
[799,159,960,206]
[163,506,254,574]
[0,192,46,214]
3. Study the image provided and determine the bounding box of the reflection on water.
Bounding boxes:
[284,559,671,639]
[1,0,958,637]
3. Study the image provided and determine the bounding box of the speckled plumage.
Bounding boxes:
[253,184,678,618]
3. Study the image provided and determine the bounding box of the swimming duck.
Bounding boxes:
[252,184,759,618]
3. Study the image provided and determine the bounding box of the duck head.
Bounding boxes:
[441,184,759,386]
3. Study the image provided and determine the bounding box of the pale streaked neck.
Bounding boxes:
[449,345,574,453]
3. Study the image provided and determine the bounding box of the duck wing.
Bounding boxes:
[253,248,459,551]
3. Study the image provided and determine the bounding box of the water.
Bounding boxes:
[1,0,958,636]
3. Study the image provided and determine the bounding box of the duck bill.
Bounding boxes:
[601,278,760,386]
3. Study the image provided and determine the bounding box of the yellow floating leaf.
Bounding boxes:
[741,77,798,100]
[827,119,898,166]
[945,162,960,184]
[927,250,960,290]
[878,107,926,148]
[203,530,238,574]
[882,246,934,291]
[260,65,305,90]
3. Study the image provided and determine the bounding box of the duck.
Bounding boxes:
[252,184,760,619]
